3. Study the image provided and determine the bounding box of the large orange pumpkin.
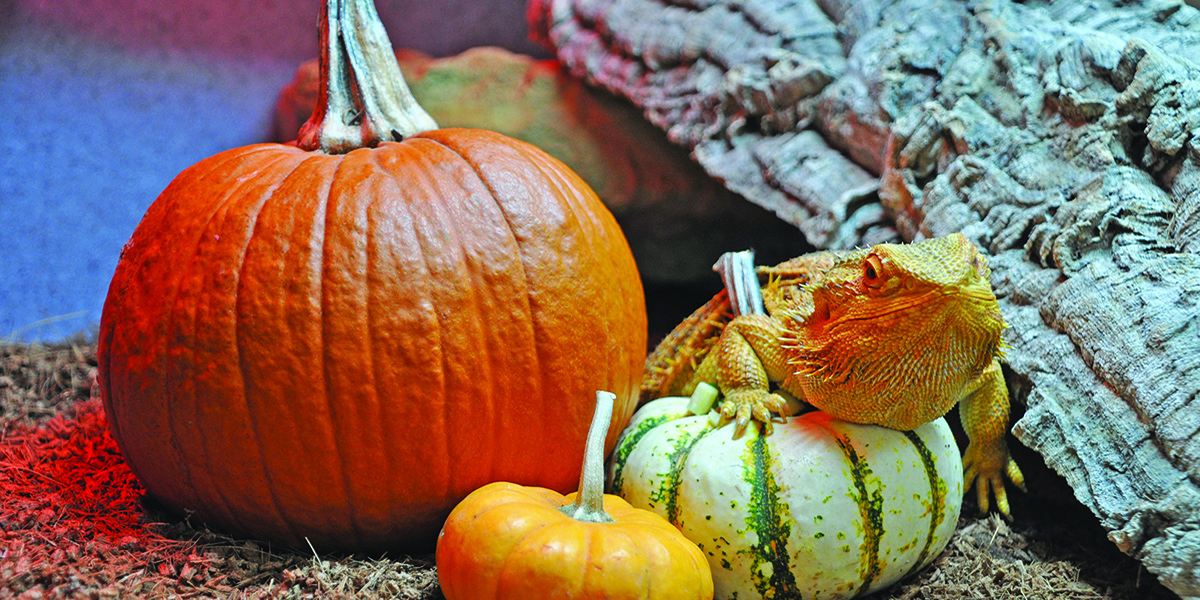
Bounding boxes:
[97,0,646,553]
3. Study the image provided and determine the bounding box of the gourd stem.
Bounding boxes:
[296,0,438,153]
[714,250,765,318]
[560,391,617,523]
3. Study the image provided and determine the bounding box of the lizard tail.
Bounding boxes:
[641,290,733,404]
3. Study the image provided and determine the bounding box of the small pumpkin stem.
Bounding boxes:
[560,391,617,523]
[296,0,438,153]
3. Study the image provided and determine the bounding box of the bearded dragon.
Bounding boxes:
[643,233,1025,517]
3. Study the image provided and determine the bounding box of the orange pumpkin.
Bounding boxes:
[97,0,646,552]
[437,392,714,599]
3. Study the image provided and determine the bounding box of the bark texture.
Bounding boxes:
[530,0,1200,597]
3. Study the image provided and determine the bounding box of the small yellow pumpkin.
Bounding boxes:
[609,384,963,600]
[436,391,714,599]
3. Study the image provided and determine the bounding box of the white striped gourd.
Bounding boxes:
[608,390,962,600]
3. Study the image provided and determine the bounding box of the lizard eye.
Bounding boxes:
[864,254,884,288]
[973,252,988,271]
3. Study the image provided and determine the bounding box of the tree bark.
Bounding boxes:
[530,0,1200,596]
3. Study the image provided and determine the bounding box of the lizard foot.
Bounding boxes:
[717,389,789,438]
[963,438,1026,519]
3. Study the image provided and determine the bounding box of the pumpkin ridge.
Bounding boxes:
[499,135,646,410]
[741,431,801,600]
[362,149,401,537]
[595,523,652,593]
[332,149,394,544]
[183,156,273,536]
[317,152,371,545]
[102,145,271,521]
[899,429,947,581]
[507,135,648,454]
[534,146,644,421]
[229,151,335,543]
[402,145,464,504]
[496,519,587,596]
[179,149,309,539]
[97,145,282,446]
[230,152,332,544]
[130,193,208,526]
[401,143,500,486]
[410,133,552,483]
[824,425,884,596]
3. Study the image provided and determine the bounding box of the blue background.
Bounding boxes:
[0,0,544,341]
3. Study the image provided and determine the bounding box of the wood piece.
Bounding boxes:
[530,0,1200,596]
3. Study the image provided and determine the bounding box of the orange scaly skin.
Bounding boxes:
[659,233,1025,517]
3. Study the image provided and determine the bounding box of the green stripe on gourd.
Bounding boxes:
[607,388,963,600]
[900,429,948,581]
[609,413,674,493]
[655,427,712,524]
[828,429,884,596]
[742,433,800,598]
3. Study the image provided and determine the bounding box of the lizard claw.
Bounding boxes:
[761,394,790,416]
[963,439,1026,519]
[717,399,755,437]
[718,389,788,438]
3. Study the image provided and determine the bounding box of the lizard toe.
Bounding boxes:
[751,403,775,427]
[733,403,754,438]
[983,475,1012,520]
[1006,458,1027,492]
[762,394,789,416]
[963,440,1020,519]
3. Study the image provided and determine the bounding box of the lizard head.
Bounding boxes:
[780,233,1007,427]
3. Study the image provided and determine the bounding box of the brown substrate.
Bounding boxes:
[0,342,1177,599]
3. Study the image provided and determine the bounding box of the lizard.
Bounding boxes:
[642,233,1026,517]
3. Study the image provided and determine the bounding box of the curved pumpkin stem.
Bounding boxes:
[560,391,617,523]
[296,0,438,153]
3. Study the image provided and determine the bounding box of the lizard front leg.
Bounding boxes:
[959,359,1026,518]
[685,314,794,436]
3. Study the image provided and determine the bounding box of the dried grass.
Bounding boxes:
[0,341,96,430]
[0,341,1179,599]
[888,516,1133,599]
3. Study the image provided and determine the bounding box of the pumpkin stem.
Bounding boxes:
[296,0,438,153]
[560,391,617,523]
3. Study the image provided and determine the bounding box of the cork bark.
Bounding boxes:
[530,0,1200,596]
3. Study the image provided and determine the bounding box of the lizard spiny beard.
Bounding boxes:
[779,288,1006,430]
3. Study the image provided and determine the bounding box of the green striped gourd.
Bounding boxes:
[608,388,962,600]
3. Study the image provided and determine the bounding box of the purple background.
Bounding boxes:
[0,0,545,341]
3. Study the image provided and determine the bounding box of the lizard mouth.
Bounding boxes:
[822,282,1001,329]
[956,281,1001,304]
[784,280,1006,390]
